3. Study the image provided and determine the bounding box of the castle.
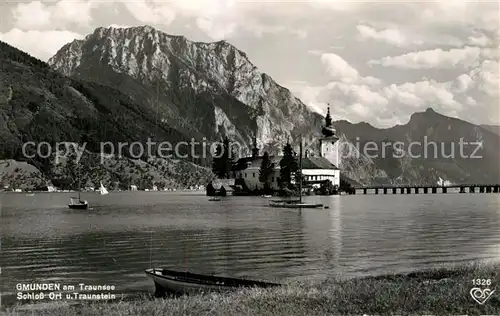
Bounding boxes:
[233,107,340,191]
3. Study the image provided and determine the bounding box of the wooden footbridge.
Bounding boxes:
[352,184,500,195]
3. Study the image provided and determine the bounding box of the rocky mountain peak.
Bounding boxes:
[48,25,324,154]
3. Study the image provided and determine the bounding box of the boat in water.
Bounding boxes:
[99,182,109,195]
[68,197,88,209]
[208,197,221,201]
[145,268,280,297]
[68,164,88,209]
[269,200,323,208]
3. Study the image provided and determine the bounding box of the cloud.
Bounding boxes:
[0,28,84,61]
[467,34,493,47]
[356,24,421,47]
[122,1,176,25]
[469,60,500,97]
[288,47,500,127]
[320,53,359,82]
[382,79,463,111]
[368,46,483,69]
[12,0,94,30]
[319,52,382,85]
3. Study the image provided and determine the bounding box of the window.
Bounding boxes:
[271,177,274,182]
[253,173,255,178]
[244,173,247,178]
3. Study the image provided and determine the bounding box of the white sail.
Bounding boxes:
[100,182,109,195]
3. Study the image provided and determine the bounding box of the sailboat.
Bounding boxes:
[269,136,323,209]
[68,164,88,209]
[99,182,109,195]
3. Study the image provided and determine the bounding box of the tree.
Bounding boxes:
[318,180,336,195]
[211,142,224,178]
[259,152,274,192]
[222,136,234,179]
[294,170,305,190]
[206,182,216,196]
[279,142,298,189]
[219,186,227,196]
[211,137,234,179]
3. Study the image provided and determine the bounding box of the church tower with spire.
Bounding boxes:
[319,106,340,167]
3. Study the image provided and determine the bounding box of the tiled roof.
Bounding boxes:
[235,156,338,170]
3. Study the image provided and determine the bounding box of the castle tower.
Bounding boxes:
[319,106,340,167]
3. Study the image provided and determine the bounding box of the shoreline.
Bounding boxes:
[4,263,499,315]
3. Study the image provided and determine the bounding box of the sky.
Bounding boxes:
[0,0,498,128]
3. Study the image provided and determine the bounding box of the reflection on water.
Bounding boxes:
[0,191,499,306]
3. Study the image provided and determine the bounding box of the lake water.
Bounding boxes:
[0,191,499,306]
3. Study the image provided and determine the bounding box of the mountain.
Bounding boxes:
[334,108,500,184]
[481,124,500,137]
[46,26,500,185]
[48,26,324,155]
[0,40,214,190]
[2,26,498,188]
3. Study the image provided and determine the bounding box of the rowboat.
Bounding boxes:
[269,200,323,208]
[145,268,280,296]
[68,197,88,209]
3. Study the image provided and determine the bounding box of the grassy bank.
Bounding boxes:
[5,263,499,315]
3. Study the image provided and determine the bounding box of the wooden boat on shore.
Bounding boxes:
[145,268,280,296]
